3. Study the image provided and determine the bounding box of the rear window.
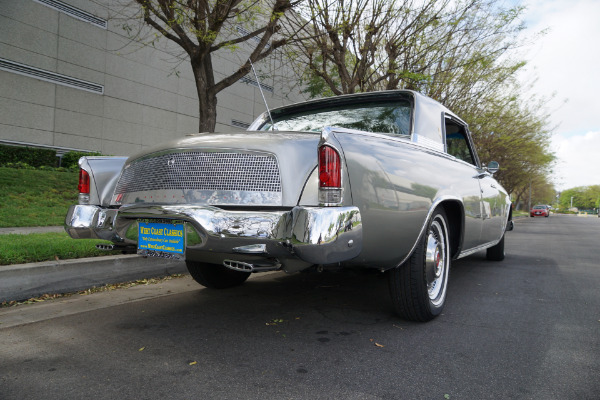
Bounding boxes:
[259,100,412,136]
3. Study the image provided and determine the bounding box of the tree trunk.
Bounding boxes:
[191,55,218,133]
[197,91,218,133]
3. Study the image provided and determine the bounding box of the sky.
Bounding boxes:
[519,0,600,191]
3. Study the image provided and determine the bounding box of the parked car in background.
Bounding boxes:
[65,90,513,322]
[530,205,550,217]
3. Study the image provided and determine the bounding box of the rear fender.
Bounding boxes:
[79,156,128,206]
[299,128,353,206]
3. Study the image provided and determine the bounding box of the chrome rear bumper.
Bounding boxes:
[65,204,362,268]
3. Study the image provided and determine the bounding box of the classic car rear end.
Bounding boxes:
[66,131,362,272]
[66,90,512,321]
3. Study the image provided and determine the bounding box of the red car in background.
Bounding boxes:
[530,205,550,217]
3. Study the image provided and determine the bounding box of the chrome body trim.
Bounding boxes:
[233,244,268,254]
[65,204,362,270]
[113,188,283,207]
[457,239,501,259]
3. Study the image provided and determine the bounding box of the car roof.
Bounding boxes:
[252,89,467,153]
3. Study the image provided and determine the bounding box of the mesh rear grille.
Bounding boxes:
[115,152,281,194]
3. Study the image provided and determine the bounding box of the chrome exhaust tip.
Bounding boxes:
[223,259,281,273]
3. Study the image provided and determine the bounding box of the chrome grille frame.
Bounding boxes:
[115,151,282,195]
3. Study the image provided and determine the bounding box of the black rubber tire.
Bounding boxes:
[186,261,250,289]
[388,208,450,322]
[486,234,505,261]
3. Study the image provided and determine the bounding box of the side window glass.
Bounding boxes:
[445,121,475,165]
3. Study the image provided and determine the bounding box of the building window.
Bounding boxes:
[240,76,274,93]
[33,0,107,29]
[0,58,104,94]
[231,119,251,129]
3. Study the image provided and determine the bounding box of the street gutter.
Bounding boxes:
[0,254,186,302]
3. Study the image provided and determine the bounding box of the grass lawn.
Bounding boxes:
[0,232,120,265]
[0,167,122,265]
[0,167,79,227]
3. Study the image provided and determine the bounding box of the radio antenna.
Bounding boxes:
[248,58,276,131]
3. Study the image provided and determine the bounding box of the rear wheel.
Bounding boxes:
[388,208,450,322]
[186,261,250,289]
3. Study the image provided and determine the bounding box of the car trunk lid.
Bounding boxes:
[111,131,321,208]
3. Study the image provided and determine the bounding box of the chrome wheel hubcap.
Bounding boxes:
[425,218,448,306]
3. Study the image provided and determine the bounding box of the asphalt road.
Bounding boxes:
[1,214,599,400]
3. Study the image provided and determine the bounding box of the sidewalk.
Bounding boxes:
[0,226,187,302]
[0,226,65,235]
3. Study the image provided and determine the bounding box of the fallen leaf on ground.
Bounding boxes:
[139,347,145,352]
[189,361,197,366]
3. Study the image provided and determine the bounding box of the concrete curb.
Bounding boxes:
[0,254,187,302]
[0,226,65,235]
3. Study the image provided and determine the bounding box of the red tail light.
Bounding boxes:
[78,169,90,194]
[318,145,343,205]
[319,146,341,188]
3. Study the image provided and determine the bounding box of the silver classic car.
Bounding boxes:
[65,90,512,321]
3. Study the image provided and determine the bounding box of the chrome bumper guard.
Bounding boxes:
[65,204,362,266]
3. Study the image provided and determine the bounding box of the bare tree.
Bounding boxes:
[288,0,438,95]
[290,0,528,107]
[289,0,554,199]
[119,0,307,132]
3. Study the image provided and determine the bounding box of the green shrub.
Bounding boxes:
[0,144,57,167]
[555,209,577,214]
[61,151,103,169]
[0,145,103,170]
[2,161,36,170]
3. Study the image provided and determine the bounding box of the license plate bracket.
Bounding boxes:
[137,219,185,260]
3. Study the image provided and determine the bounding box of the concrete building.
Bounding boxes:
[0,0,306,156]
